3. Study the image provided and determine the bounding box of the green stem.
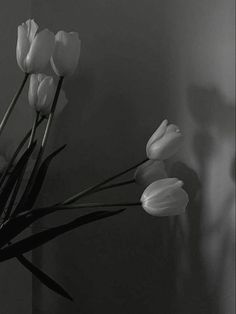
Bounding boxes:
[4,112,40,220]
[28,77,63,180]
[57,201,141,210]
[0,73,29,137]
[0,117,44,190]
[61,159,147,205]
[28,112,39,148]
[41,76,64,149]
[93,179,135,193]
[15,77,64,210]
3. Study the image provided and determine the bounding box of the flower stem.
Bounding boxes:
[14,77,64,212]
[61,159,148,205]
[28,112,39,148]
[0,73,29,137]
[41,76,64,150]
[27,76,63,181]
[4,112,40,220]
[0,117,44,190]
[57,201,141,210]
[93,179,135,193]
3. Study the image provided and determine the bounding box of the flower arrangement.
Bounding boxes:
[0,19,189,301]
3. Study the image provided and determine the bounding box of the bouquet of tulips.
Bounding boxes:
[0,19,189,301]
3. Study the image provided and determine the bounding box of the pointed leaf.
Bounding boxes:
[17,255,73,301]
[0,118,44,190]
[0,142,37,218]
[0,206,56,248]
[0,209,125,262]
[14,145,66,215]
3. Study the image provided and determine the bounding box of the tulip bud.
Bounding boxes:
[51,31,81,76]
[16,19,55,73]
[146,120,183,160]
[141,178,189,216]
[29,74,54,115]
[134,160,167,187]
[28,74,68,117]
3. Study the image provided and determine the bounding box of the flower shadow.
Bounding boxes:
[166,85,235,314]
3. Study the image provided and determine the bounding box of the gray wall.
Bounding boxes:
[0,0,235,313]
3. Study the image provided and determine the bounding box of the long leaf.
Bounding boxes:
[17,255,73,301]
[0,142,37,218]
[0,118,44,190]
[14,145,66,216]
[0,209,125,262]
[0,206,56,248]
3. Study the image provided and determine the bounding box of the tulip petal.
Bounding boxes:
[149,185,187,206]
[37,73,47,83]
[36,77,55,115]
[28,74,40,107]
[144,188,189,216]
[25,19,38,43]
[141,178,189,216]
[166,124,181,133]
[147,131,183,160]
[16,25,30,72]
[141,178,180,202]
[26,29,55,73]
[146,119,168,154]
[51,31,81,76]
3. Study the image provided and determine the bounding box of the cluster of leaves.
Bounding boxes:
[0,122,124,301]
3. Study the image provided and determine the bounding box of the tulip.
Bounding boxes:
[51,31,81,76]
[16,19,55,73]
[141,178,189,216]
[146,120,183,160]
[134,160,167,187]
[28,74,68,117]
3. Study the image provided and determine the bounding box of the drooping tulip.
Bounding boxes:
[16,19,55,73]
[134,160,167,187]
[146,120,183,160]
[51,31,81,77]
[28,74,68,117]
[141,178,189,216]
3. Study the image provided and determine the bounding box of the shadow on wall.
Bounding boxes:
[167,86,235,314]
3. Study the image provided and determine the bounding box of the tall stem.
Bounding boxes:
[58,201,141,210]
[27,76,63,185]
[41,76,64,150]
[4,112,40,220]
[0,117,44,190]
[15,77,64,212]
[61,159,147,205]
[0,73,29,137]
[28,112,39,148]
[93,179,135,194]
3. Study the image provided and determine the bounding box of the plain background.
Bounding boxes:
[0,0,235,313]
